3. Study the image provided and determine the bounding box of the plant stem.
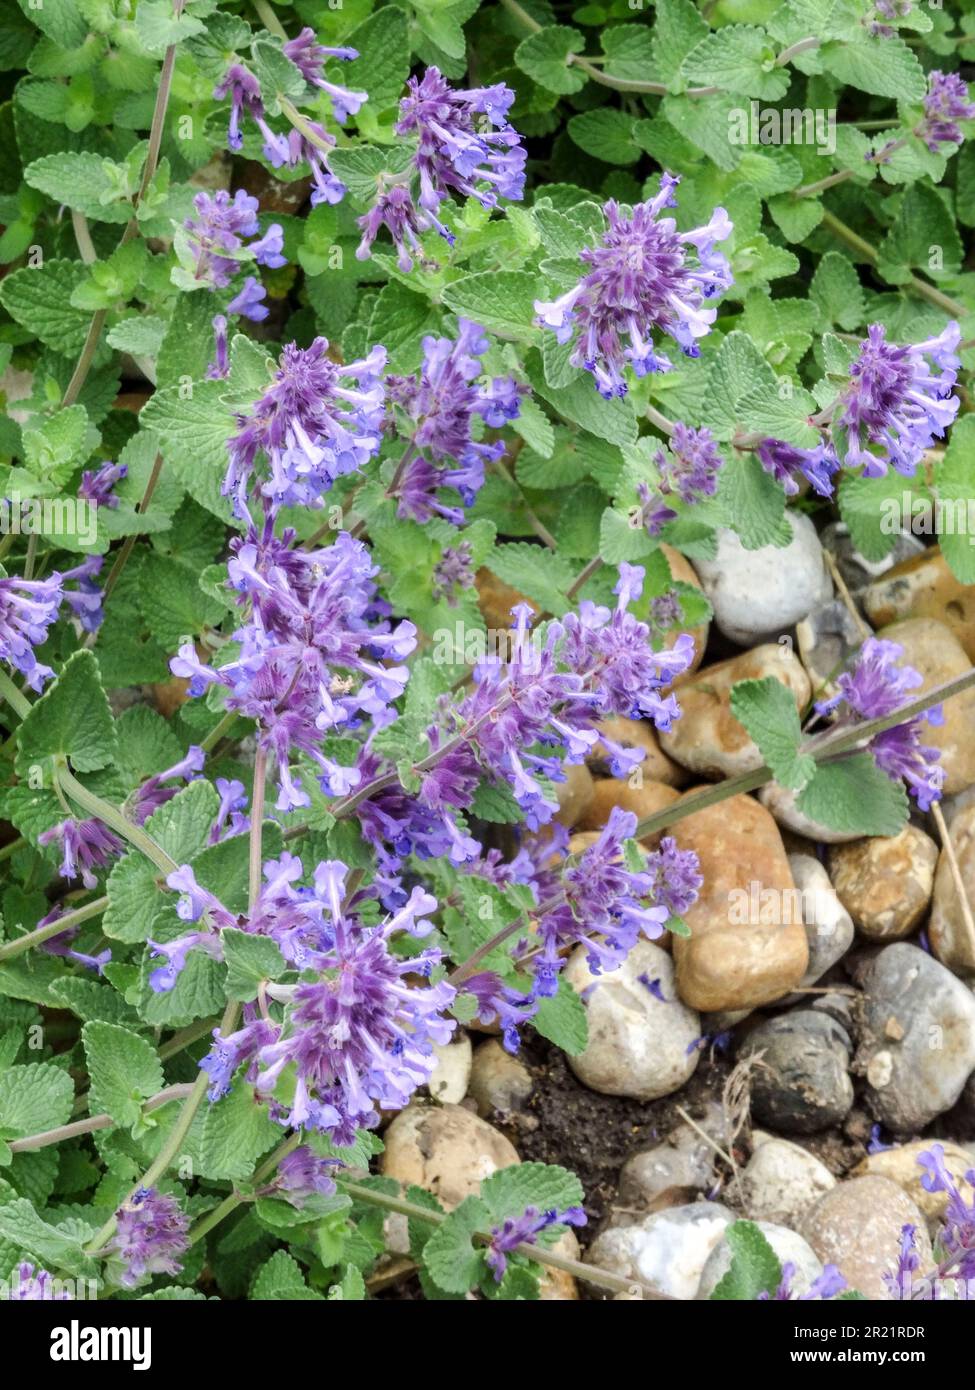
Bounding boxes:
[0,835,25,864]
[187,1134,302,1246]
[96,453,166,607]
[200,707,242,754]
[252,0,288,39]
[9,1085,194,1153]
[250,747,268,906]
[493,457,558,550]
[820,209,967,319]
[565,555,603,602]
[0,895,108,962]
[0,667,31,720]
[337,1179,666,1299]
[56,763,178,877]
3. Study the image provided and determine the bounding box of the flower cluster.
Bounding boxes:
[171,528,415,809]
[916,71,975,153]
[388,319,525,523]
[110,1187,189,1289]
[274,1145,343,1206]
[221,338,386,516]
[485,1205,587,1281]
[755,437,839,499]
[816,636,944,809]
[357,68,526,268]
[833,322,961,477]
[182,189,285,304]
[282,28,366,125]
[639,422,723,535]
[535,177,733,397]
[79,460,127,508]
[38,817,124,889]
[868,0,912,38]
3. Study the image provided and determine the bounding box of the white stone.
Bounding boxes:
[426,1033,472,1104]
[697,1222,823,1299]
[585,1202,733,1300]
[740,1137,836,1228]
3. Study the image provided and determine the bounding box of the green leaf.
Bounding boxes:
[797,753,909,837]
[343,8,410,116]
[876,183,963,284]
[138,377,238,525]
[527,353,637,447]
[837,470,929,564]
[15,0,86,49]
[16,650,117,782]
[935,416,975,584]
[718,453,791,551]
[0,258,90,354]
[23,151,132,222]
[567,109,640,165]
[133,0,205,55]
[710,1220,782,1300]
[22,403,96,485]
[514,26,587,96]
[819,34,926,102]
[197,1074,280,1181]
[532,980,588,1055]
[441,271,540,340]
[735,383,821,449]
[486,542,575,616]
[327,143,414,204]
[0,1198,92,1275]
[82,1022,164,1129]
[222,927,287,1002]
[0,1062,73,1141]
[251,1250,317,1300]
[106,315,167,357]
[138,552,229,651]
[683,26,790,100]
[480,1162,584,1230]
[651,0,709,89]
[705,331,779,441]
[809,251,865,331]
[421,1195,489,1294]
[729,677,815,791]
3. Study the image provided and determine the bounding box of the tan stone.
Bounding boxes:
[930,802,975,973]
[589,715,687,787]
[552,760,595,829]
[660,644,811,780]
[381,1103,519,1211]
[670,792,809,1012]
[864,547,975,662]
[577,778,681,846]
[828,826,938,940]
[657,543,709,677]
[877,617,975,794]
[538,1230,580,1300]
[800,1176,933,1299]
[853,1141,975,1225]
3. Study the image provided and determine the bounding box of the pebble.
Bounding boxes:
[538,1230,581,1301]
[854,943,975,1132]
[738,1009,854,1134]
[800,1176,932,1299]
[864,547,975,662]
[381,1103,519,1210]
[828,827,938,941]
[553,760,595,829]
[577,777,680,846]
[740,1135,836,1227]
[426,1033,473,1105]
[647,543,709,677]
[853,1140,975,1226]
[475,567,536,631]
[589,715,686,787]
[929,802,975,974]
[820,521,923,595]
[696,1222,824,1300]
[585,1201,734,1300]
[617,1105,727,1212]
[670,793,809,1012]
[564,941,701,1100]
[877,617,975,795]
[786,854,855,992]
[468,1039,534,1119]
[796,601,864,698]
[758,782,861,845]
[694,515,832,647]
[658,644,811,779]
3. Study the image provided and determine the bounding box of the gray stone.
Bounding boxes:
[739,1009,854,1134]
[584,1202,734,1300]
[796,600,865,698]
[695,515,832,647]
[697,1221,823,1299]
[468,1039,533,1119]
[617,1104,728,1212]
[854,943,975,1131]
[426,1033,472,1104]
[787,854,855,992]
[740,1135,836,1227]
[820,522,924,595]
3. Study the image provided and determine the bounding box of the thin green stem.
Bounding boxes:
[0,667,31,720]
[0,895,108,962]
[187,1134,302,1246]
[56,764,178,877]
[10,1085,194,1153]
[96,453,166,607]
[0,835,25,864]
[252,0,289,39]
[199,707,243,754]
[820,209,967,319]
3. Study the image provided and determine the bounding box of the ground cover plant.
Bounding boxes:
[0,0,974,1305]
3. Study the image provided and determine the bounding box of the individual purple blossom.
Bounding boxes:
[110,1187,189,1289]
[638,423,724,535]
[816,637,944,809]
[2,1263,72,1300]
[432,542,476,606]
[61,555,105,635]
[834,322,961,477]
[884,1224,924,1298]
[648,589,684,639]
[759,1261,849,1300]
[356,185,438,272]
[915,71,975,152]
[226,275,269,323]
[128,746,205,824]
[210,777,249,843]
[201,1013,278,1100]
[485,1205,587,1282]
[283,27,366,124]
[182,189,285,290]
[79,461,127,509]
[868,0,912,37]
[868,1123,893,1154]
[206,315,230,380]
[0,572,63,689]
[755,437,839,499]
[274,1145,343,1205]
[213,63,264,152]
[38,818,123,889]
[37,908,111,975]
[535,177,732,397]
[222,337,386,516]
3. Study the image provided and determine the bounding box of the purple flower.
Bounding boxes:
[396,67,526,216]
[210,777,249,843]
[916,71,975,152]
[283,27,366,124]
[835,322,961,477]
[79,461,127,509]
[816,637,944,809]
[868,1123,892,1154]
[432,542,476,606]
[462,971,540,1054]
[38,909,110,975]
[868,0,912,37]
[200,1015,278,1101]
[129,746,205,824]
[222,337,386,516]
[756,438,839,499]
[2,1263,71,1300]
[356,185,437,273]
[760,1261,849,1300]
[0,572,63,689]
[917,1143,975,1282]
[486,1205,587,1282]
[110,1187,189,1289]
[275,1145,343,1205]
[206,314,230,380]
[38,818,123,889]
[60,555,105,635]
[226,275,269,322]
[535,178,732,397]
[182,189,285,290]
[213,64,263,152]
[658,423,724,502]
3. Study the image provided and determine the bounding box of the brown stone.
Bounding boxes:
[828,826,938,941]
[552,761,595,829]
[381,1103,519,1210]
[930,802,975,973]
[800,1176,932,1299]
[660,644,810,779]
[853,1141,975,1224]
[657,543,709,677]
[670,793,808,1012]
[864,547,975,662]
[475,567,536,631]
[589,715,686,787]
[877,617,975,794]
[577,778,681,847]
